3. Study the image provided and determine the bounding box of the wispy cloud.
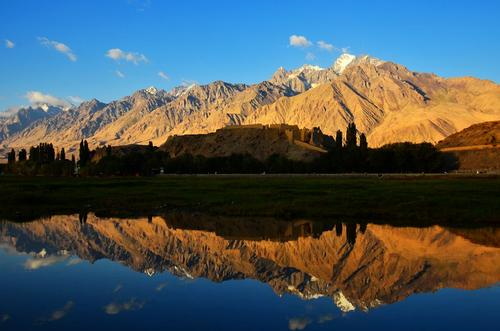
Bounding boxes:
[115,70,125,78]
[181,79,198,87]
[128,0,151,12]
[317,40,334,52]
[289,35,312,48]
[106,48,148,64]
[66,257,82,266]
[104,298,145,315]
[38,37,77,61]
[155,283,167,291]
[24,254,69,270]
[288,317,311,330]
[24,91,73,109]
[305,52,316,61]
[113,284,123,293]
[158,71,169,80]
[67,96,84,105]
[341,47,350,54]
[1,314,10,323]
[317,314,334,324]
[5,39,14,49]
[39,301,74,323]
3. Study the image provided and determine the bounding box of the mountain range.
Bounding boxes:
[1,53,499,157]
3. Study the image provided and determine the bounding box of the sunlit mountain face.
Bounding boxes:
[0,213,498,330]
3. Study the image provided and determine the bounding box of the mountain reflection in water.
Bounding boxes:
[0,213,499,330]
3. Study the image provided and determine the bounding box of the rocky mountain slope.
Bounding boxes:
[1,214,499,312]
[1,53,499,155]
[0,105,63,142]
[436,121,500,171]
[437,120,500,149]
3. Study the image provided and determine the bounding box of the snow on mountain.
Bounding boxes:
[332,53,356,74]
[145,86,158,95]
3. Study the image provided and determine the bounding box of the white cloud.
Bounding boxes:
[288,317,311,330]
[289,35,312,48]
[305,52,316,61]
[341,47,350,54]
[104,298,145,315]
[115,70,125,78]
[317,40,334,52]
[106,48,148,64]
[5,39,14,49]
[24,254,69,270]
[24,91,72,109]
[158,71,169,80]
[38,37,77,61]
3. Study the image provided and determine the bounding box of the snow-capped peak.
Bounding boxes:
[333,291,356,312]
[332,53,356,74]
[296,64,324,72]
[145,86,158,95]
[356,55,385,67]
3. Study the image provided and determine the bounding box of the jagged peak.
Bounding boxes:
[332,53,356,74]
[294,64,324,72]
[145,86,158,95]
[354,54,385,67]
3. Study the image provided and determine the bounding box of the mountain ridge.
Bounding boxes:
[1,53,499,157]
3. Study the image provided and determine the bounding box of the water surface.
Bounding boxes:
[0,213,499,330]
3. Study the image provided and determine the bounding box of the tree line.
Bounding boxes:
[2,124,457,176]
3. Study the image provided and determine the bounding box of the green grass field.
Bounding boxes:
[0,174,498,225]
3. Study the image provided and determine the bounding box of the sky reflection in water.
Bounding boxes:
[0,214,499,331]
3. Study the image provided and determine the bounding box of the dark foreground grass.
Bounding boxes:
[0,174,498,225]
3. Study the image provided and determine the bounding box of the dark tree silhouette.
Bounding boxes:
[346,223,357,246]
[360,133,368,151]
[346,122,357,149]
[335,130,343,150]
[60,148,66,161]
[79,140,91,166]
[18,149,27,161]
[7,149,15,164]
[335,222,343,237]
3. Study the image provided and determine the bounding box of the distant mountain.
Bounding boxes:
[0,105,63,143]
[2,53,500,155]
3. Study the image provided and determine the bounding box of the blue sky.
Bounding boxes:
[1,0,499,111]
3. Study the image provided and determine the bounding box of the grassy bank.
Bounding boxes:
[0,174,498,225]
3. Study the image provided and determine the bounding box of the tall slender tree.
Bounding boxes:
[18,149,27,161]
[346,122,357,149]
[7,148,15,164]
[335,130,343,150]
[60,148,66,161]
[359,133,368,151]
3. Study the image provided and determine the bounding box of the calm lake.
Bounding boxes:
[0,213,499,331]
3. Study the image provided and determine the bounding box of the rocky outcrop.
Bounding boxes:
[1,214,499,312]
[436,121,500,171]
[160,124,333,161]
